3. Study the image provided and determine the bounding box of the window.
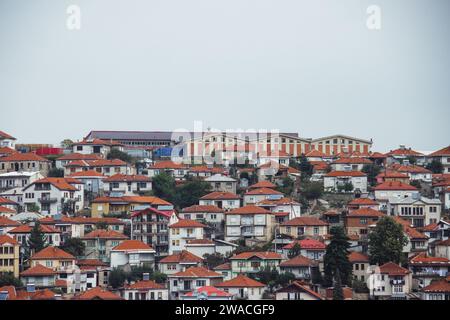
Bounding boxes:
[313,227,319,235]
[196,280,206,287]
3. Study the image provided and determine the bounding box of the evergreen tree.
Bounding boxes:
[60,237,85,257]
[368,216,408,265]
[298,155,313,178]
[333,268,344,300]
[0,272,23,287]
[151,172,176,202]
[323,226,352,287]
[27,222,47,255]
[426,160,443,174]
[288,242,302,259]
[106,149,133,163]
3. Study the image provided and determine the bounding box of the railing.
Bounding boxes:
[38,197,58,203]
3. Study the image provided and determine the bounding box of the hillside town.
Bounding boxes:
[0,129,449,301]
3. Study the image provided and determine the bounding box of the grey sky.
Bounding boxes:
[0,0,449,152]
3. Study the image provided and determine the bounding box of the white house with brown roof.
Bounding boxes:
[215,274,266,300]
[324,171,368,193]
[204,174,237,194]
[243,187,284,206]
[121,277,168,300]
[71,139,124,157]
[275,280,322,300]
[158,250,203,275]
[256,197,301,220]
[280,217,329,239]
[180,204,225,235]
[168,219,206,255]
[0,131,16,148]
[330,157,372,172]
[103,174,152,196]
[110,240,156,269]
[199,191,240,210]
[168,266,224,299]
[229,251,283,277]
[0,153,51,176]
[367,262,413,300]
[147,160,189,180]
[64,159,131,177]
[428,146,450,174]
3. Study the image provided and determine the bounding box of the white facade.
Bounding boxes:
[324,175,368,193]
[110,248,156,269]
[168,226,204,255]
[0,171,43,191]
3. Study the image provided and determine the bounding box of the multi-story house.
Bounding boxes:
[158,250,203,275]
[330,157,373,172]
[71,139,124,157]
[368,262,413,300]
[102,174,152,196]
[391,217,429,257]
[387,195,441,227]
[81,229,127,263]
[67,170,106,197]
[30,246,75,270]
[323,171,368,193]
[204,174,237,194]
[243,187,284,206]
[275,280,322,300]
[279,255,318,280]
[187,165,225,178]
[428,145,450,174]
[347,197,379,211]
[131,207,174,257]
[280,217,328,239]
[147,160,189,180]
[64,159,130,177]
[55,153,102,169]
[0,234,20,277]
[179,205,225,236]
[224,206,274,243]
[281,239,326,261]
[344,208,385,239]
[20,264,57,288]
[168,266,223,299]
[385,146,426,166]
[0,216,20,235]
[168,219,206,255]
[0,171,43,191]
[121,276,168,300]
[391,164,433,182]
[376,170,410,184]
[91,195,173,217]
[8,223,61,247]
[199,191,240,210]
[0,153,51,176]
[348,251,370,282]
[309,134,373,156]
[408,253,450,289]
[256,197,301,220]
[229,251,283,277]
[215,274,266,300]
[373,181,419,211]
[180,285,234,300]
[420,276,450,300]
[435,239,450,260]
[110,240,156,269]
[22,177,84,216]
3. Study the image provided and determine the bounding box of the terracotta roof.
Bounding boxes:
[20,264,56,277]
[0,197,18,205]
[305,149,327,157]
[436,239,450,246]
[325,171,366,177]
[159,250,203,264]
[0,216,21,227]
[131,206,173,219]
[200,191,240,200]
[0,152,48,162]
[149,160,187,169]
[422,277,450,293]
[230,251,282,260]
[188,166,224,174]
[393,164,432,174]
[248,181,277,189]
[346,208,385,218]
[65,159,127,167]
[40,216,124,225]
[181,205,224,213]
[214,262,231,270]
[325,286,353,300]
[428,145,450,157]
[31,246,75,260]
[8,224,60,234]
[171,266,222,278]
[187,239,215,245]
[0,146,17,155]
[169,219,206,228]
[0,234,18,245]
[216,275,265,288]
[112,240,153,251]
[74,287,123,300]
[57,153,103,161]
[183,286,233,297]
[257,197,299,206]
[103,174,151,182]
[0,206,16,213]
[76,259,108,267]
[92,195,172,206]
[28,177,79,191]
[0,130,16,140]
[82,229,128,239]
[125,280,165,290]
[332,157,372,164]
[386,148,423,156]
[348,198,379,206]
[376,170,409,179]
[68,170,106,178]
[348,251,369,263]
[373,181,418,191]
[280,255,317,267]
[422,223,439,232]
[409,253,450,266]
[283,239,326,250]
[278,281,322,299]
[392,217,428,239]
[369,152,387,159]
[226,205,271,215]
[379,262,410,276]
[281,216,328,226]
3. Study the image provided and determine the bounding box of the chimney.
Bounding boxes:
[143,273,150,281]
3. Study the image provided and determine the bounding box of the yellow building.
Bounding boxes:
[91,196,173,217]
[0,234,20,277]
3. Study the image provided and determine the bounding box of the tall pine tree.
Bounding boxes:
[323,225,352,287]
[27,222,47,255]
[333,268,344,300]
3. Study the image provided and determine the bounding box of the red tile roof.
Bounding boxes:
[169,219,206,228]
[409,253,450,266]
[20,264,56,277]
[347,208,385,218]
[422,277,450,293]
[283,239,326,250]
[0,234,18,245]
[214,262,231,270]
[386,148,423,156]
[149,160,188,169]
[0,197,18,205]
[68,170,106,178]
[305,149,327,157]
[376,170,409,179]
[392,164,432,174]
[200,191,240,200]
[379,262,410,276]
[103,174,151,182]
[226,205,271,215]
[280,255,317,267]
[348,198,379,206]
[230,251,282,260]
[28,177,79,191]
[183,286,233,297]
[8,224,60,234]
[392,217,428,239]
[0,152,48,162]
[181,205,224,213]
[348,251,369,263]
[57,153,103,161]
[76,259,108,267]
[187,239,215,245]
[0,206,16,213]
[248,181,277,189]
[112,240,153,251]
[0,216,20,227]
[428,145,450,157]
[125,280,165,290]
[373,181,418,191]
[171,266,222,278]
[82,229,128,239]
[0,130,16,140]
[0,146,17,155]
[92,195,172,206]
[257,197,299,206]
[31,246,75,260]
[74,287,123,300]
[216,275,265,288]
[281,216,328,226]
[332,157,372,164]
[66,159,127,167]
[159,250,203,264]
[325,171,366,177]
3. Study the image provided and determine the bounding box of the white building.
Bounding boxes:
[204,174,237,194]
[71,139,124,157]
[373,181,420,211]
[103,174,152,196]
[0,131,16,148]
[168,219,206,255]
[428,145,450,174]
[243,187,284,206]
[199,192,240,210]
[387,195,441,227]
[323,171,368,193]
[0,171,43,191]
[110,240,156,269]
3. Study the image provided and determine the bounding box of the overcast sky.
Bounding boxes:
[0,0,449,152]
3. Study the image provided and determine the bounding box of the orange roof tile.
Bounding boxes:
[0,130,16,140]
[0,206,16,213]
[125,280,165,290]
[428,145,450,157]
[214,262,231,270]
[103,174,151,182]
[31,246,75,260]
[169,219,206,228]
[200,191,240,200]
[248,181,277,189]
[150,160,187,169]
[181,205,224,213]
[57,153,103,161]
[74,287,123,300]
[0,152,48,162]
[422,278,450,293]
[0,234,18,245]
[325,171,366,177]
[348,251,369,263]
[28,177,78,191]
[230,251,282,260]
[409,253,450,265]
[280,255,317,267]
[8,224,60,234]
[245,187,283,196]
[20,264,56,277]
[226,205,271,215]
[171,266,223,278]
[183,286,233,297]
[82,229,128,239]
[0,216,20,227]
[305,149,327,158]
[379,262,410,276]
[0,197,18,205]
[283,239,326,250]
[373,181,418,191]
[347,208,385,218]
[159,250,203,264]
[348,198,379,206]
[216,275,265,288]
[332,157,372,164]
[112,240,153,251]
[68,170,106,178]
[281,217,328,226]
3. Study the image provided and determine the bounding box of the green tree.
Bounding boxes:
[368,216,408,265]
[27,203,40,213]
[60,139,74,149]
[151,172,176,202]
[47,168,65,177]
[27,222,47,254]
[203,252,227,269]
[343,182,354,192]
[287,242,302,259]
[426,160,443,174]
[109,268,127,289]
[276,272,295,288]
[333,268,344,300]
[311,266,323,285]
[0,272,23,287]
[277,177,294,196]
[302,181,323,200]
[362,164,382,187]
[60,237,85,257]
[95,221,108,230]
[173,178,211,209]
[323,226,352,287]
[298,155,313,178]
[107,149,133,163]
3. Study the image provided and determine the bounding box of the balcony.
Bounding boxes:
[390,280,405,285]
[38,197,58,204]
